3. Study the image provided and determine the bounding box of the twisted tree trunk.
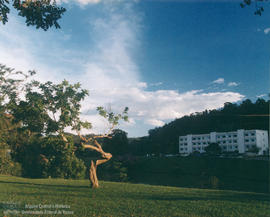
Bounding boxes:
[89,160,98,188]
[76,131,112,188]
[89,152,112,188]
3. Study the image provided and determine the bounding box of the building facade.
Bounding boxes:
[179,129,269,155]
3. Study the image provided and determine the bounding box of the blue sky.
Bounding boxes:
[0,0,269,137]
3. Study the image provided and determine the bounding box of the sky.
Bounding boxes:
[0,0,269,137]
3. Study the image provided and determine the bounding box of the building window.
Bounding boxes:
[233,140,237,143]
[233,135,237,137]
[251,133,255,136]
[245,133,249,136]
[245,139,249,142]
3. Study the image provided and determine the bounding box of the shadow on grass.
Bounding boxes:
[1,180,269,204]
[116,191,270,203]
[0,180,89,191]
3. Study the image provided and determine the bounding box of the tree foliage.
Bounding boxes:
[11,79,90,137]
[240,0,269,16]
[0,64,34,176]
[204,143,222,156]
[102,129,129,156]
[12,135,86,178]
[0,64,129,185]
[0,0,66,30]
[0,67,91,178]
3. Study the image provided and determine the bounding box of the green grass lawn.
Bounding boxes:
[0,175,269,217]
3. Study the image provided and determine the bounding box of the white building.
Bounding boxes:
[179,129,269,155]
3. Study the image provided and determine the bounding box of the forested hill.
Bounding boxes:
[145,98,269,154]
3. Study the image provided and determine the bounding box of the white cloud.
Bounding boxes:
[137,82,148,88]
[264,28,270,35]
[146,119,165,127]
[212,78,224,84]
[228,82,239,87]
[62,0,137,6]
[256,94,266,98]
[77,0,101,4]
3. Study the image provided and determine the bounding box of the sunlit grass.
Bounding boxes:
[0,175,269,217]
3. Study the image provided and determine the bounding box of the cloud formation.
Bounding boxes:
[212,78,225,84]
[0,3,245,136]
[228,82,239,87]
[256,94,266,98]
[264,28,270,34]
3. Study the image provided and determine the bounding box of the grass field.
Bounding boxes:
[0,175,269,217]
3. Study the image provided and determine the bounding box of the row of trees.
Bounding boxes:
[193,143,261,156]
[0,64,128,188]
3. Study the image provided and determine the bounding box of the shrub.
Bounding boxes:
[209,176,219,189]
[13,135,86,179]
[0,144,22,176]
[98,159,128,182]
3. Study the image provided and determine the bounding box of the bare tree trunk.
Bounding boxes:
[89,160,99,188]
[88,153,112,188]
[76,131,113,188]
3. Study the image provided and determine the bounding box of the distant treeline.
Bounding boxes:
[127,156,269,193]
[129,98,269,155]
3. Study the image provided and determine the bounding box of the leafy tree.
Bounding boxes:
[0,0,66,30]
[0,64,33,175]
[2,64,128,187]
[204,143,222,156]
[13,135,86,178]
[98,159,128,182]
[78,106,128,188]
[102,129,129,156]
[247,145,260,154]
[6,77,90,178]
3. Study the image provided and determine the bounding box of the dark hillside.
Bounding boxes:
[144,99,269,154]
